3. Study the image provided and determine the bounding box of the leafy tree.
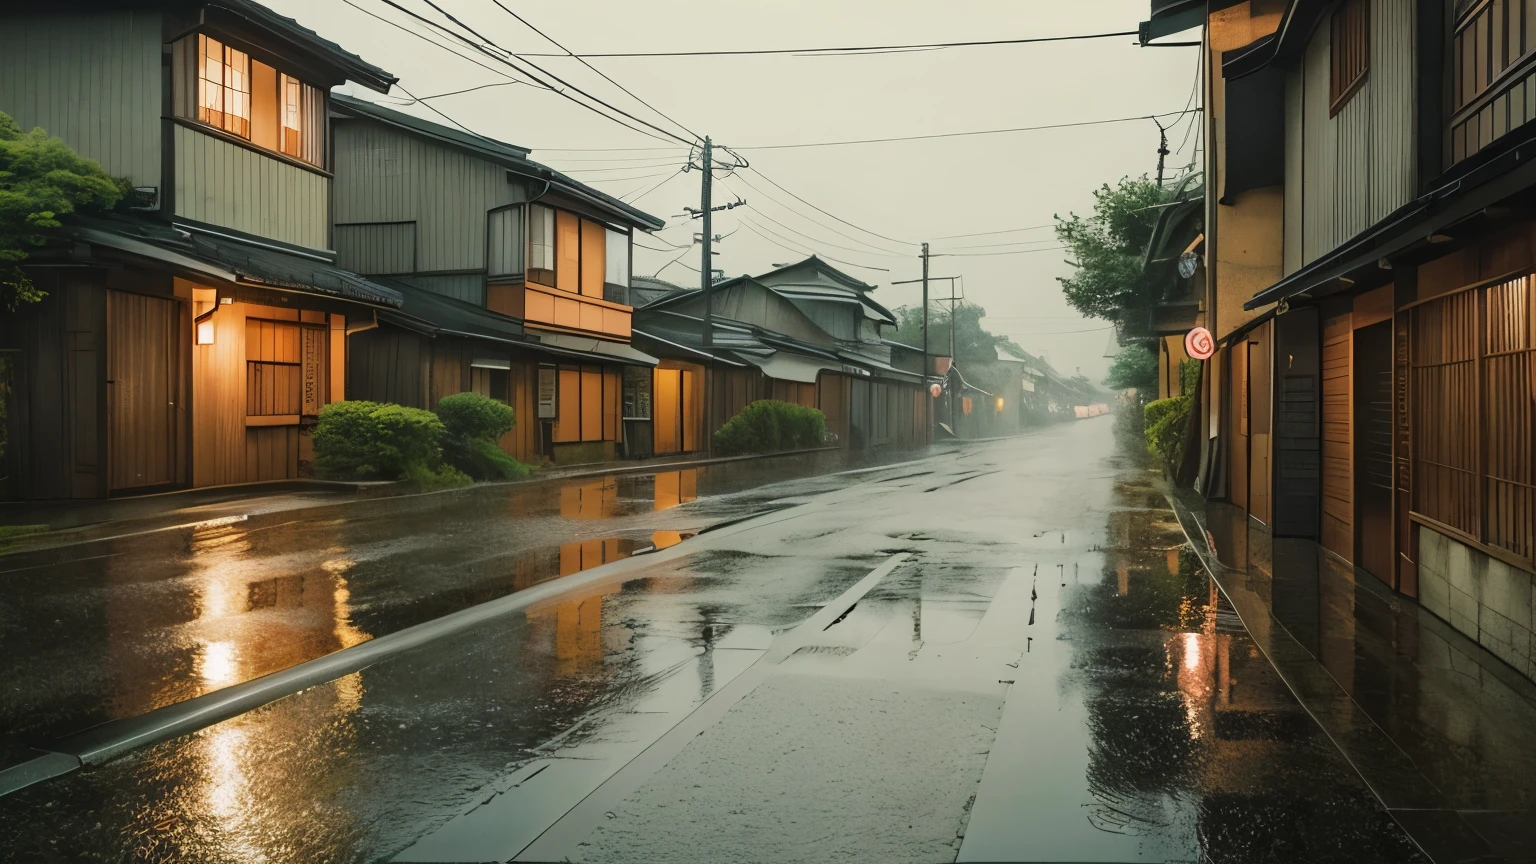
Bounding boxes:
[890,301,1000,364]
[1054,176,1168,322]
[1103,345,1158,393]
[0,111,125,310]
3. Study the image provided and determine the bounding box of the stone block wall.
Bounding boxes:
[1419,526,1536,681]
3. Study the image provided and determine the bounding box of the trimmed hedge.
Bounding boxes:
[313,401,447,481]
[1144,396,1192,475]
[436,392,516,441]
[434,392,533,481]
[714,400,828,456]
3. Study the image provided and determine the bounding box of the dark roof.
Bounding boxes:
[186,230,402,307]
[329,94,665,231]
[1220,1,1324,81]
[372,278,524,343]
[207,0,396,92]
[73,215,402,307]
[755,256,877,292]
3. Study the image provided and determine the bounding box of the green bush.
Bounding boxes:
[432,392,532,481]
[714,400,828,456]
[435,392,516,441]
[402,462,473,491]
[312,400,447,480]
[1144,396,1192,475]
[444,436,534,482]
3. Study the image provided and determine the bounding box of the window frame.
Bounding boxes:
[527,203,557,287]
[199,34,252,139]
[178,32,329,171]
[1329,0,1370,116]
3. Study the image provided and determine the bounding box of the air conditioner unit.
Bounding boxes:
[127,186,159,210]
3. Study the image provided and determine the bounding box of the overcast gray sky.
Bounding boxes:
[271,0,1198,380]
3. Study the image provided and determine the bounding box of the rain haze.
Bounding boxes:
[7,1,1533,862]
[288,0,1198,381]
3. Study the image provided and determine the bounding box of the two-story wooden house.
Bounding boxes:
[0,0,401,499]
[1150,0,1536,683]
[327,95,663,465]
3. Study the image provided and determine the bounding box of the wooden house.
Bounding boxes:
[0,0,401,499]
[632,265,928,455]
[1148,0,1536,681]
[327,95,664,465]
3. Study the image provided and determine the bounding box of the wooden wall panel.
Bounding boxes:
[0,12,162,190]
[174,125,329,251]
[346,326,427,408]
[1322,310,1354,559]
[192,294,248,488]
[245,426,299,482]
[332,120,531,276]
[106,291,180,491]
[334,222,417,275]
[581,219,606,298]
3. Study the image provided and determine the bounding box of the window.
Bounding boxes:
[528,204,556,287]
[605,228,631,304]
[1412,275,1536,564]
[245,318,327,419]
[1449,0,1536,162]
[1329,0,1369,114]
[199,35,251,138]
[177,34,327,168]
[552,364,621,444]
[487,207,525,278]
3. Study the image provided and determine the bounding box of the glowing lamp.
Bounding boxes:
[995,397,1005,412]
[196,319,215,345]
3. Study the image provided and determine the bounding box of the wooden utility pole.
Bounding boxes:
[700,136,714,347]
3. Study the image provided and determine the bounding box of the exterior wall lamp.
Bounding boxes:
[194,296,230,345]
[995,396,1005,412]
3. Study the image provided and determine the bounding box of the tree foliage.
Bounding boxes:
[0,111,125,310]
[1054,176,1168,322]
[891,301,1001,365]
[1103,345,1158,393]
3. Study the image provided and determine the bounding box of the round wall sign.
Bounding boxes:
[929,382,944,398]
[1184,326,1215,361]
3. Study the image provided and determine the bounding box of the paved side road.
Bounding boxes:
[0,418,1425,863]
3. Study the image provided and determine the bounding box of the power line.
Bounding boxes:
[508,30,1141,58]
[717,178,909,258]
[935,237,1061,251]
[342,0,528,86]
[732,109,1198,150]
[623,167,690,204]
[564,168,681,183]
[932,246,1068,258]
[484,0,703,144]
[740,167,917,247]
[934,224,1055,241]
[370,0,690,147]
[549,158,693,171]
[738,221,893,273]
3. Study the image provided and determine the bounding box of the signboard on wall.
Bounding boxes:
[301,327,325,416]
[537,366,558,419]
[1184,326,1215,361]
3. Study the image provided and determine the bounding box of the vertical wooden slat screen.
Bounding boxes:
[1412,274,1536,565]
[1321,312,1354,559]
[1483,277,1534,560]
[244,318,304,416]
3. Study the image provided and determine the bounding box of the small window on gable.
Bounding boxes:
[1330,0,1369,115]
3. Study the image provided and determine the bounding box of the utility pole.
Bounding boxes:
[920,242,931,442]
[1155,119,1170,187]
[949,277,957,433]
[700,136,714,347]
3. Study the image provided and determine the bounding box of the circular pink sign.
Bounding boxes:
[1184,326,1215,361]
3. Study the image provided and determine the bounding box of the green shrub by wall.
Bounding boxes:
[313,401,447,481]
[436,392,516,441]
[714,400,828,456]
[1144,396,1192,475]
[433,392,532,481]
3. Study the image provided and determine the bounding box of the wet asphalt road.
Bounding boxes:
[0,419,1426,863]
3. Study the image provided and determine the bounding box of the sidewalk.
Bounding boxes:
[1169,491,1536,864]
[0,445,855,554]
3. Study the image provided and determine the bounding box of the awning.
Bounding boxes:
[76,227,237,284]
[838,351,923,383]
[527,331,659,367]
[743,351,840,384]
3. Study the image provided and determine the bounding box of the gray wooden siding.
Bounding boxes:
[0,12,162,190]
[335,222,417,275]
[174,124,330,250]
[1297,0,1416,266]
[333,121,533,280]
[1284,65,1305,276]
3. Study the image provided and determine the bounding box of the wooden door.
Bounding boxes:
[653,368,681,454]
[1355,320,1396,587]
[107,290,180,491]
[1249,324,1273,525]
[1321,309,1354,559]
